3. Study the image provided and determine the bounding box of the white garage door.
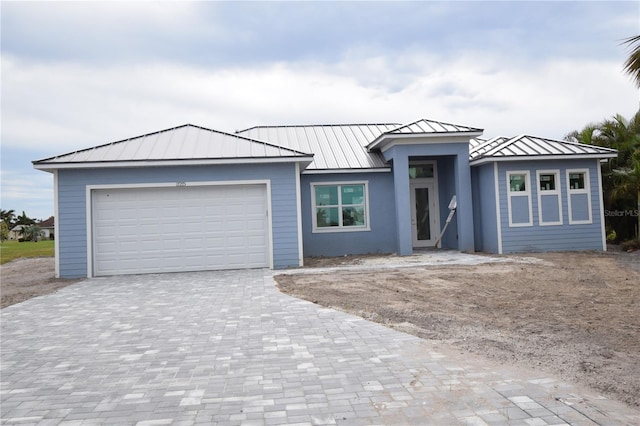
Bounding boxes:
[92,184,269,276]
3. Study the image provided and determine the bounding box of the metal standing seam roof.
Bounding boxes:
[469,136,510,160]
[385,118,483,135]
[469,134,618,164]
[32,120,617,172]
[238,124,401,171]
[367,118,484,151]
[33,124,313,167]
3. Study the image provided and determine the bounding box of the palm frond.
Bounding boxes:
[622,35,640,88]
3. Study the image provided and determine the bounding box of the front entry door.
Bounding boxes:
[410,182,439,247]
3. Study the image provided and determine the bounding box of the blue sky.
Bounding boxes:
[1,1,639,221]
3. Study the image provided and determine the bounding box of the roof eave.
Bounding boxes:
[469,152,618,166]
[33,156,315,171]
[367,131,484,152]
[302,167,392,175]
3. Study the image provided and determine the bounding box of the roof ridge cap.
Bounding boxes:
[238,123,402,132]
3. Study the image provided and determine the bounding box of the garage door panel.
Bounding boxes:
[92,184,269,276]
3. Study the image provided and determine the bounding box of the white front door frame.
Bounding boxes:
[410,181,440,247]
[408,160,440,248]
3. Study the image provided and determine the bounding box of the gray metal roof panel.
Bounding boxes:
[471,134,617,163]
[387,118,483,135]
[238,123,399,170]
[469,136,509,160]
[34,124,312,165]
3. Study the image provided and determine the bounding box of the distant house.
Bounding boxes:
[7,217,54,241]
[33,119,617,278]
[8,225,25,241]
[38,216,55,240]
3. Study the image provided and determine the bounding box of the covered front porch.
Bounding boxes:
[366,121,482,256]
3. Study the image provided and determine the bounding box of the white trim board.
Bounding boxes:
[295,163,304,266]
[53,170,60,278]
[35,157,313,170]
[493,162,503,254]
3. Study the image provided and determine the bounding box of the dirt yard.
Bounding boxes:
[275,251,640,408]
[0,257,81,308]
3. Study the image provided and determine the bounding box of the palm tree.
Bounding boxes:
[622,35,640,88]
[567,111,640,240]
[564,124,600,145]
[20,224,44,242]
[0,209,16,229]
[0,221,9,242]
[14,211,35,227]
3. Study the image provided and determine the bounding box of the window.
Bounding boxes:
[538,173,556,191]
[569,172,585,190]
[536,170,562,226]
[507,171,532,227]
[567,170,592,224]
[312,182,370,232]
[509,173,527,192]
[409,164,434,179]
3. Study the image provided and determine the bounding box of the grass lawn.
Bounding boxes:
[0,240,55,265]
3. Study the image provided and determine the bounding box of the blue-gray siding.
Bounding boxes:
[435,156,458,249]
[300,172,397,257]
[471,163,499,253]
[496,159,604,253]
[56,163,300,278]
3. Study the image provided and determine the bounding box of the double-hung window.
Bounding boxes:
[537,170,562,226]
[311,182,370,232]
[507,171,533,227]
[566,169,592,224]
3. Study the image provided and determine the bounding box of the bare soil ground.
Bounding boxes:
[275,251,640,408]
[0,257,81,309]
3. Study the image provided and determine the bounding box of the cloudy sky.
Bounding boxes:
[1,1,638,221]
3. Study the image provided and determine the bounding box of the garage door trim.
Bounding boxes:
[85,180,273,277]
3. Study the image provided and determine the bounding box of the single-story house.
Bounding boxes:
[38,216,55,240]
[33,119,617,278]
[8,225,26,241]
[8,217,55,241]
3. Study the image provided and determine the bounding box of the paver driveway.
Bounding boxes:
[1,269,639,425]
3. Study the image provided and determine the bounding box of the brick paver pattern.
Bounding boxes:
[2,269,639,425]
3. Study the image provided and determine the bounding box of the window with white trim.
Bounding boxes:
[536,170,562,226]
[507,171,533,227]
[566,169,592,224]
[311,182,370,232]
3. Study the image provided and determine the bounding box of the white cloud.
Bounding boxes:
[2,51,637,157]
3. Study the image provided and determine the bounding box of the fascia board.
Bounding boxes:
[469,153,618,166]
[33,156,315,171]
[302,168,391,174]
[369,131,484,152]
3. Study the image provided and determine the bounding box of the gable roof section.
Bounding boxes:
[33,124,313,170]
[367,118,484,151]
[238,123,401,171]
[470,134,618,165]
